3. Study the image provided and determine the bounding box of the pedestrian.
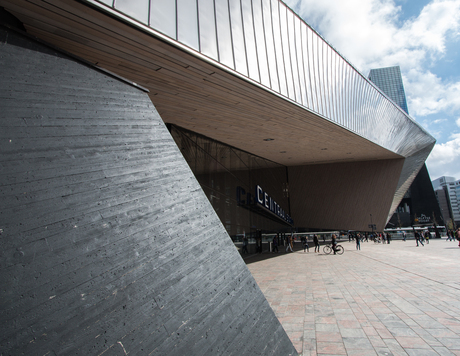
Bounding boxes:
[415,231,424,247]
[286,233,293,252]
[301,235,309,252]
[313,234,320,253]
[403,231,407,241]
[456,228,460,247]
[256,235,262,253]
[425,230,430,244]
[242,234,248,254]
[356,234,361,250]
[387,233,391,244]
[272,234,279,253]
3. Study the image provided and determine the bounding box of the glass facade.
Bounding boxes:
[169,125,293,242]
[368,66,409,114]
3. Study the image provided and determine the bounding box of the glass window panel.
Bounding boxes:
[215,0,235,69]
[241,0,260,82]
[279,4,295,100]
[296,17,307,107]
[198,0,218,60]
[229,0,248,76]
[271,0,287,96]
[149,0,176,39]
[262,0,279,92]
[252,0,270,87]
[115,0,149,24]
[288,12,301,103]
[177,0,199,51]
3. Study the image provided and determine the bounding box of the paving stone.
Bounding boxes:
[246,240,460,355]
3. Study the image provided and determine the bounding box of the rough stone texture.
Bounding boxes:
[0,27,297,356]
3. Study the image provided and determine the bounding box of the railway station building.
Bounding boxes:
[0,0,435,354]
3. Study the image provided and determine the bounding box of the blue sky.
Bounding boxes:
[285,0,460,181]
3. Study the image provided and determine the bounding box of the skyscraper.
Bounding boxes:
[369,66,409,114]
[369,66,442,228]
[433,176,460,228]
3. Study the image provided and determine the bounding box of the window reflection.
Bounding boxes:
[169,124,291,245]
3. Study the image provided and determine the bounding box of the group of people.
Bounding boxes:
[348,231,391,250]
[269,233,322,253]
[446,228,460,246]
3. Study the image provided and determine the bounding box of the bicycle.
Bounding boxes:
[323,244,344,255]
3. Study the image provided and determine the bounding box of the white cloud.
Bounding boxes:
[287,0,460,117]
[286,0,460,178]
[426,133,460,179]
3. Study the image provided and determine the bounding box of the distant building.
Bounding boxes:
[369,66,442,228]
[433,176,460,228]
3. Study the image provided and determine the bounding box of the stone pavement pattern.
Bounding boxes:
[246,239,460,356]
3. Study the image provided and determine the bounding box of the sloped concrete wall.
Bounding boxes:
[0,27,297,356]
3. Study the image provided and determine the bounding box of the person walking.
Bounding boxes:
[301,235,309,252]
[415,231,424,246]
[356,234,361,250]
[272,234,279,253]
[242,234,248,254]
[313,234,320,253]
[286,233,293,252]
[403,231,407,241]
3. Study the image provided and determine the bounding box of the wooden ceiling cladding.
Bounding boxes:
[1,0,402,166]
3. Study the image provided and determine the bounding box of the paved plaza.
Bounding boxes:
[246,238,460,356]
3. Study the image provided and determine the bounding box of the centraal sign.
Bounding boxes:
[236,185,294,226]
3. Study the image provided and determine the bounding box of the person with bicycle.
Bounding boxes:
[331,234,338,254]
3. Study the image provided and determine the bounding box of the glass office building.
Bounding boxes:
[369,66,409,114]
[369,66,442,228]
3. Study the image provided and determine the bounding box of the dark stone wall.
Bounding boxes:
[0,27,297,356]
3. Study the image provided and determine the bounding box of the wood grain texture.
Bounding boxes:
[0,28,297,356]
